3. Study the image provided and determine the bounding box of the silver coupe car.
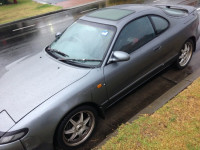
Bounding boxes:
[0,4,199,150]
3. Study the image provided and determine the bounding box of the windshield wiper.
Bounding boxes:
[58,58,102,62]
[47,47,69,57]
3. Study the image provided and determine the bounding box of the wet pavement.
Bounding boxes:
[34,0,67,4]
[55,0,100,9]
[34,0,198,8]
[0,0,200,150]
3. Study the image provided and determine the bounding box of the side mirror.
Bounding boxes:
[109,51,130,63]
[55,32,61,39]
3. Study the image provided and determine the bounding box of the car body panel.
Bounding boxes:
[0,111,15,134]
[3,68,107,150]
[104,37,162,100]
[0,51,91,122]
[0,140,24,150]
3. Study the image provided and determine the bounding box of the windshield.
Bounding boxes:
[49,20,116,67]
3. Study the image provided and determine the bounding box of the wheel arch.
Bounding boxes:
[189,36,196,51]
[70,102,105,119]
[53,102,105,148]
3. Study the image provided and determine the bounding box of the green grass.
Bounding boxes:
[99,77,200,150]
[0,0,61,24]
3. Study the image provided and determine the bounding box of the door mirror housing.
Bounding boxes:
[55,32,62,39]
[108,51,130,63]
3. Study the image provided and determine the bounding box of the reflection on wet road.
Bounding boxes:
[0,0,200,149]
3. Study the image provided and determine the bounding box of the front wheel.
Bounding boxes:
[176,39,194,69]
[55,106,97,150]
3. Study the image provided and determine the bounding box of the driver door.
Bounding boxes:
[103,16,163,102]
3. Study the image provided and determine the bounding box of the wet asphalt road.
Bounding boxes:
[1,1,200,150]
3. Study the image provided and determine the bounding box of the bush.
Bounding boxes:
[0,0,16,5]
[0,0,8,5]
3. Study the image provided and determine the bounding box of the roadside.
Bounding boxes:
[0,0,61,24]
[97,68,200,149]
[0,0,198,25]
[0,0,146,25]
[55,0,101,9]
[34,0,101,9]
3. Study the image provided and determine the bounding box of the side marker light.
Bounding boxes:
[97,84,102,88]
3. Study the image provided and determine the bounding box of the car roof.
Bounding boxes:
[87,8,135,21]
[80,4,156,26]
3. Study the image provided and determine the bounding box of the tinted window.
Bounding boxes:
[151,16,169,34]
[113,16,155,54]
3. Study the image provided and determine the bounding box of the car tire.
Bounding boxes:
[55,105,97,150]
[176,39,194,69]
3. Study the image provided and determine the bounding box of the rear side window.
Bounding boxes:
[150,16,169,34]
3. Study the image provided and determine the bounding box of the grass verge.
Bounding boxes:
[100,77,200,150]
[0,0,61,24]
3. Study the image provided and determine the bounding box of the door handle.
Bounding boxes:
[153,46,161,52]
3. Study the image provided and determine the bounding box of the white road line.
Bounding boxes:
[12,24,36,32]
[80,8,97,14]
[3,17,74,41]
[12,17,72,32]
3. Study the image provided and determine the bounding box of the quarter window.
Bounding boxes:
[113,16,155,54]
[150,16,169,34]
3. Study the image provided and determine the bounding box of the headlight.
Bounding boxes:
[0,128,28,144]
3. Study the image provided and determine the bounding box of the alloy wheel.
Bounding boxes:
[62,110,95,146]
[179,41,193,67]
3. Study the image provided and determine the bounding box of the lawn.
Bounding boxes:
[100,77,200,150]
[0,0,61,24]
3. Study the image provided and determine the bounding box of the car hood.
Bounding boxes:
[0,51,91,123]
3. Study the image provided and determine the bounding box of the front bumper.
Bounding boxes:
[0,140,24,150]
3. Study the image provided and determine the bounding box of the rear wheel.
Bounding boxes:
[55,106,97,150]
[176,39,194,69]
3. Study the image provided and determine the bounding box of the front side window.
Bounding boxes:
[150,16,169,34]
[49,20,116,67]
[113,16,155,54]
